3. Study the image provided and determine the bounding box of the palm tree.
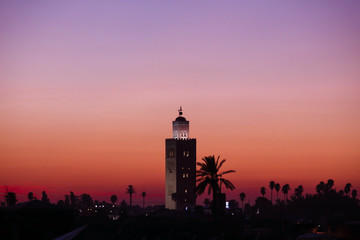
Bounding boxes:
[141,192,146,208]
[294,185,304,199]
[260,187,266,197]
[239,192,246,212]
[126,185,135,207]
[28,192,34,201]
[196,155,235,218]
[110,195,118,206]
[344,183,352,196]
[275,183,280,202]
[282,184,290,202]
[269,181,275,203]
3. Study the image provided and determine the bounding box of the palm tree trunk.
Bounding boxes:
[271,190,273,203]
[213,189,217,220]
[242,201,244,213]
[143,197,145,209]
[212,184,218,222]
[130,194,132,207]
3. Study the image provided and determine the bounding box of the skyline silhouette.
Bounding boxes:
[3,178,359,239]
[1,0,360,210]
[2,178,357,208]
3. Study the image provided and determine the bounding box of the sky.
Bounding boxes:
[1,0,360,205]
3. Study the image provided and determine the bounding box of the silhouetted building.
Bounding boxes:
[165,107,196,210]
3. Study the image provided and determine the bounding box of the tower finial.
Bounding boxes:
[178,106,183,115]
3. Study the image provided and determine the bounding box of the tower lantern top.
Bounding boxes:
[172,106,189,139]
[175,106,187,122]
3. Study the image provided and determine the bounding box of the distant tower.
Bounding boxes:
[165,107,196,210]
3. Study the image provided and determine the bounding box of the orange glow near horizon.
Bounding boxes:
[1,103,359,204]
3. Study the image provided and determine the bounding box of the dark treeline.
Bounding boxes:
[1,156,359,240]
[2,184,147,209]
[2,180,358,212]
[232,179,359,217]
[1,180,359,240]
[0,179,360,240]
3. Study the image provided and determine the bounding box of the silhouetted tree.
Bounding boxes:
[351,189,357,199]
[120,200,127,207]
[282,184,290,202]
[338,190,345,196]
[70,192,77,206]
[57,200,65,207]
[41,191,49,203]
[126,185,135,207]
[141,192,146,208]
[269,181,275,203]
[80,193,93,208]
[326,179,334,193]
[119,200,128,215]
[111,195,118,206]
[244,203,252,214]
[196,155,235,219]
[275,183,280,202]
[316,181,325,194]
[5,192,17,206]
[204,198,210,208]
[255,197,272,215]
[27,192,34,201]
[240,192,246,212]
[294,185,304,199]
[260,187,266,197]
[64,194,70,206]
[344,183,352,196]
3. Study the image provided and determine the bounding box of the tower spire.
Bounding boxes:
[178,106,183,116]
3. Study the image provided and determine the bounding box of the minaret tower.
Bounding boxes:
[165,107,196,210]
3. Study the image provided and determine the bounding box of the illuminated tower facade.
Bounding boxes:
[165,107,196,210]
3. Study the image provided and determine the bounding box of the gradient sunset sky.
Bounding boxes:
[1,1,359,205]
